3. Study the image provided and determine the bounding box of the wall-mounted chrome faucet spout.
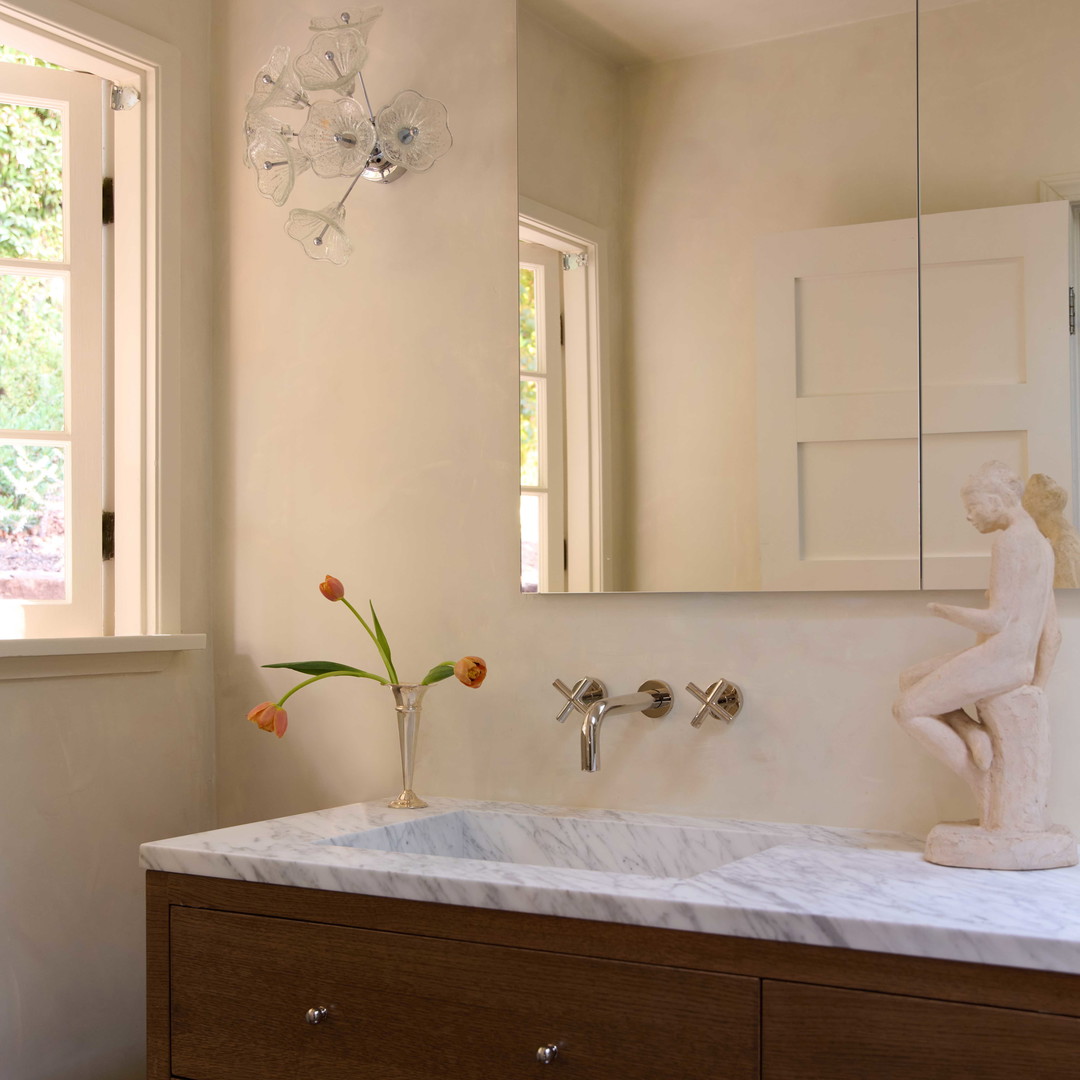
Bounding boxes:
[581,680,673,771]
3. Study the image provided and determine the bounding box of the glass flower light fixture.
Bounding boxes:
[243,8,452,265]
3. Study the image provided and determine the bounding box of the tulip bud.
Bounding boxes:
[454,656,487,688]
[247,701,288,738]
[319,575,345,601]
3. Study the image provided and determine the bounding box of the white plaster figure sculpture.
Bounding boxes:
[893,461,1078,870]
[1022,472,1080,589]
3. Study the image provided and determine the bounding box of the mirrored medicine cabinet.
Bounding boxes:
[517,0,1080,594]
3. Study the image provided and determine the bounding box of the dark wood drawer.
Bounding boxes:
[170,907,759,1080]
[763,980,1080,1079]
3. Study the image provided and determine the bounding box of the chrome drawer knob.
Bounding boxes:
[305,1006,329,1025]
[536,1043,559,1064]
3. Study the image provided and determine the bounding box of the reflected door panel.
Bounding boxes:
[921,201,1072,589]
[757,218,920,590]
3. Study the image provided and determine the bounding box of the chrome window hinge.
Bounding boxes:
[1070,286,1075,336]
[102,511,115,561]
[110,84,140,111]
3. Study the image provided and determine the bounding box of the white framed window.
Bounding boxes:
[519,199,612,592]
[0,1,203,667]
[0,59,104,636]
[519,241,567,593]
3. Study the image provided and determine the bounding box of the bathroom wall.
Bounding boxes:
[215,0,1080,859]
[0,2,215,1078]
[620,12,918,590]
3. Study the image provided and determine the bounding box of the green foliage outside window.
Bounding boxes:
[0,43,66,537]
[519,268,539,487]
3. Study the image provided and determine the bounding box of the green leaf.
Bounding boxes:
[264,660,387,682]
[421,662,455,685]
[369,601,398,683]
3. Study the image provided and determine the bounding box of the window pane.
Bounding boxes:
[520,378,539,487]
[0,45,65,69]
[0,273,65,430]
[0,99,64,261]
[519,267,538,372]
[520,492,540,592]
[0,442,65,601]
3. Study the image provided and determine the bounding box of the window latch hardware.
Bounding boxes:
[102,177,114,226]
[102,511,116,562]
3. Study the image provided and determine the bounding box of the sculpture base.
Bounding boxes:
[925,820,1078,870]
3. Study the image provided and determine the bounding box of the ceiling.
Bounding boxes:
[522,0,978,65]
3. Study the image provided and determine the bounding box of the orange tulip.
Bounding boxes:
[454,656,487,688]
[319,575,345,601]
[247,701,288,738]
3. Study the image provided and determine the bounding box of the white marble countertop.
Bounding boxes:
[140,797,1080,974]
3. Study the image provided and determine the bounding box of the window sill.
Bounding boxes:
[0,633,206,680]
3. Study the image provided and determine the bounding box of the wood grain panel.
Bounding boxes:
[146,872,171,1080]
[170,906,759,1080]
[150,872,1080,1020]
[763,981,1080,1079]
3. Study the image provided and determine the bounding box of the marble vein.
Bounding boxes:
[139,796,1080,974]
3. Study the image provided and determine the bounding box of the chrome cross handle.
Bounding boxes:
[687,680,743,728]
[553,676,607,723]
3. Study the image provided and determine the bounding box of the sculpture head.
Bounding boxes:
[1022,472,1069,521]
[961,461,1024,534]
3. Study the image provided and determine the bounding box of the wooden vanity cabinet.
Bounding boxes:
[763,982,1080,1080]
[149,872,1080,1080]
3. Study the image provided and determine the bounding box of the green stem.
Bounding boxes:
[341,597,398,682]
[278,668,387,706]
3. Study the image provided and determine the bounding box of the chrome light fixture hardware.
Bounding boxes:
[687,680,743,728]
[553,676,607,723]
[305,1005,330,1024]
[536,1044,560,1064]
[581,680,674,771]
[243,9,452,264]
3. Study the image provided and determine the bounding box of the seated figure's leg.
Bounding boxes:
[893,645,1020,788]
[899,649,965,692]
[942,709,993,771]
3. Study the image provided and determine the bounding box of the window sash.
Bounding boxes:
[0,62,104,636]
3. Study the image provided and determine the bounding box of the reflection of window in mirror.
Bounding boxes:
[518,240,565,592]
[519,204,611,593]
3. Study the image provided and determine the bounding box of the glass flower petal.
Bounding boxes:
[242,111,292,169]
[295,28,369,92]
[309,7,383,33]
[298,99,376,178]
[246,129,308,207]
[246,45,309,112]
[286,204,353,265]
[375,89,452,172]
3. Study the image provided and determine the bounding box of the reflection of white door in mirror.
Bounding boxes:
[757,219,920,591]
[921,201,1073,590]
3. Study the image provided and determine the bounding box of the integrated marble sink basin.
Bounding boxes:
[320,809,792,879]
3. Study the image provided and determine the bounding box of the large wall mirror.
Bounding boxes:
[517,0,1080,594]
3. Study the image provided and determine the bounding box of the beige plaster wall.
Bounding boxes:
[213,0,1080,862]
[622,12,919,590]
[0,2,215,1078]
[920,0,1080,214]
